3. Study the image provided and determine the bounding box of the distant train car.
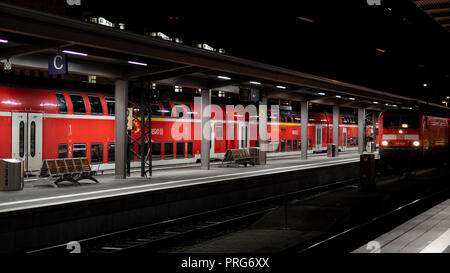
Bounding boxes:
[379,109,450,158]
[0,86,377,172]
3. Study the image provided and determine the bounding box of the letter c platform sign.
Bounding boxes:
[49,54,68,75]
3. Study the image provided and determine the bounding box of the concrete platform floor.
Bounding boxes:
[0,152,361,213]
[353,198,450,253]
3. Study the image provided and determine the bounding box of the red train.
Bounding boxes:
[0,86,377,172]
[379,109,450,157]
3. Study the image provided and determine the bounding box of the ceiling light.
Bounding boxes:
[0,39,8,44]
[62,50,88,56]
[249,81,261,85]
[336,95,342,98]
[297,17,314,23]
[217,76,231,80]
[128,61,148,66]
[276,85,286,89]
[349,97,356,101]
[317,92,326,96]
[373,101,379,104]
[376,48,386,53]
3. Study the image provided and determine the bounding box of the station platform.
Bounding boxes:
[353,198,450,253]
[1,152,361,214]
[0,151,363,253]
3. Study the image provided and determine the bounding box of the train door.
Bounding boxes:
[315,126,322,152]
[342,128,347,152]
[11,112,43,172]
[238,122,249,149]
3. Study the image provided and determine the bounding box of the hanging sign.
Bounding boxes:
[48,54,68,75]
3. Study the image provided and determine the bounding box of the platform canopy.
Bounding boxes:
[0,2,447,112]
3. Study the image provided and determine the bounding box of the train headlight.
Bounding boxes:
[413,141,420,147]
[382,140,389,146]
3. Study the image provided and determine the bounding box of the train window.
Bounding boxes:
[58,144,68,159]
[88,96,104,115]
[105,97,115,115]
[107,143,115,163]
[152,142,161,161]
[151,104,162,117]
[184,104,194,119]
[70,94,86,114]
[401,116,419,129]
[216,122,224,140]
[91,143,103,164]
[162,102,173,118]
[298,139,302,151]
[176,142,185,159]
[164,142,174,160]
[173,103,186,118]
[309,139,312,149]
[187,142,193,158]
[286,139,292,152]
[73,143,86,158]
[19,121,24,158]
[293,139,298,152]
[55,93,68,113]
[383,116,400,129]
[30,121,36,157]
[280,139,286,152]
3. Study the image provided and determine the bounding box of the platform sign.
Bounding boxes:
[48,54,68,75]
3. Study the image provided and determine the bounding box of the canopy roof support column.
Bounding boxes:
[358,108,366,154]
[301,101,309,160]
[333,105,340,156]
[201,89,211,170]
[115,79,128,179]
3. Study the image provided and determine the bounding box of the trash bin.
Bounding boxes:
[0,159,24,191]
[360,154,376,192]
[327,144,337,157]
[249,147,266,165]
[366,141,376,153]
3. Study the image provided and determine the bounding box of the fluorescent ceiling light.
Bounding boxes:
[0,39,8,44]
[62,50,88,56]
[276,85,286,89]
[217,76,231,80]
[128,61,148,66]
[317,92,326,96]
[373,101,379,104]
[336,95,342,98]
[297,16,314,23]
[349,97,356,101]
[376,48,386,53]
[249,81,261,85]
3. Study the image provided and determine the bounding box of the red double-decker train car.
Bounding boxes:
[0,86,377,172]
[379,109,450,158]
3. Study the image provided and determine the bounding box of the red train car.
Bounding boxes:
[379,109,450,158]
[0,86,377,172]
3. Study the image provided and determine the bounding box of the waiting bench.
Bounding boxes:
[38,158,99,187]
[222,149,255,167]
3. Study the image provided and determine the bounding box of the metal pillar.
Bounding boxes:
[201,89,211,170]
[259,91,268,151]
[372,111,377,144]
[333,105,339,156]
[115,79,128,179]
[358,108,366,154]
[301,101,308,160]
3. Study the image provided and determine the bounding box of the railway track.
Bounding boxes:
[295,184,450,253]
[27,177,359,254]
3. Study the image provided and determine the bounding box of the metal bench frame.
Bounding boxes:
[38,157,99,187]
